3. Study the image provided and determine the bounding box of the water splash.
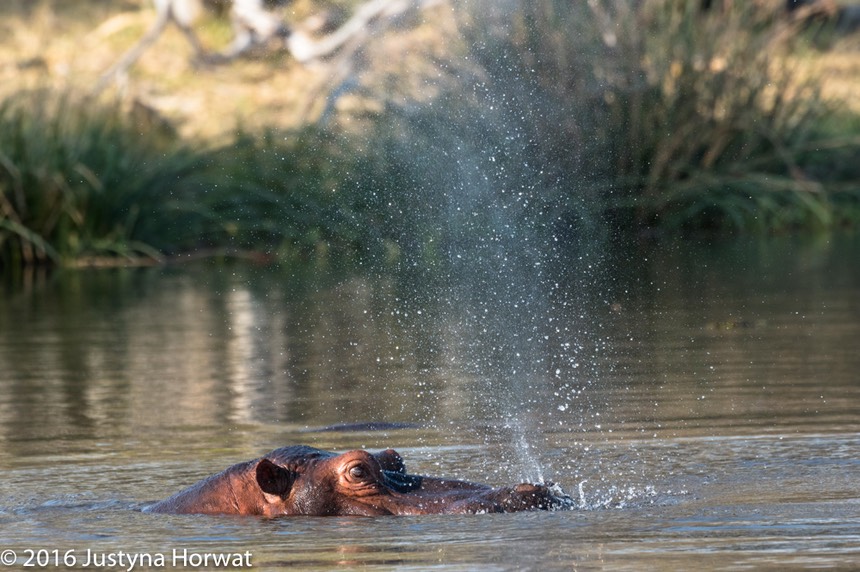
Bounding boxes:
[374,0,611,483]
[510,421,544,484]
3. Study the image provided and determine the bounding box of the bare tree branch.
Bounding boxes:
[92,0,441,97]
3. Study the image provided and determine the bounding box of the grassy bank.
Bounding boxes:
[0,90,395,272]
[1,1,860,272]
[458,0,860,233]
[0,90,194,268]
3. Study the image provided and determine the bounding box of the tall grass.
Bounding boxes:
[0,90,202,269]
[183,129,379,259]
[0,89,395,272]
[455,0,860,233]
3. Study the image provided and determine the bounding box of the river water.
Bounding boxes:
[0,234,858,570]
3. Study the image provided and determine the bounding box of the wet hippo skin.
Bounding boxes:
[144,445,573,516]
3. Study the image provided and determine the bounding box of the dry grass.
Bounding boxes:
[2,1,857,141]
[0,0,460,141]
[809,39,860,113]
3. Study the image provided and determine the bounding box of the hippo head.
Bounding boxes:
[255,448,425,516]
[146,445,573,516]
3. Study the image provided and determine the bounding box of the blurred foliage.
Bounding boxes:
[442,0,860,234]
[3,0,860,273]
[0,91,381,272]
[0,90,197,269]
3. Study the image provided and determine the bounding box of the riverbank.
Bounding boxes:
[2,1,860,272]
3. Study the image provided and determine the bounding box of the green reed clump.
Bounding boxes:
[595,0,851,232]
[0,87,407,271]
[182,129,373,259]
[461,0,860,233]
[0,90,204,269]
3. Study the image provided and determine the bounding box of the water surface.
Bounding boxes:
[1,234,858,570]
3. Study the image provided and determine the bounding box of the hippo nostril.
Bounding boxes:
[383,471,422,493]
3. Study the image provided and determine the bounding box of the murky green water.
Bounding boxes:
[1,234,858,570]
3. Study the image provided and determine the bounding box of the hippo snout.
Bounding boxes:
[514,483,544,494]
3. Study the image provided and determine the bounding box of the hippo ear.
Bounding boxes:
[256,459,296,496]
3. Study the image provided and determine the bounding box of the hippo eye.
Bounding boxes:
[349,465,367,480]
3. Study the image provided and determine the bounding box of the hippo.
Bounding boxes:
[144,445,573,516]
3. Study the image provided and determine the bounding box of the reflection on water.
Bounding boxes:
[1,234,859,570]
